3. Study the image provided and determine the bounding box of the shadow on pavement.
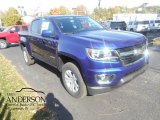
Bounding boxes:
[31,93,73,120]
[35,60,65,88]
[36,60,61,78]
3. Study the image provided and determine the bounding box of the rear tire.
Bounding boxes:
[62,62,87,98]
[22,47,35,65]
[0,39,8,49]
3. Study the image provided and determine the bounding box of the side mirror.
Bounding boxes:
[41,30,55,38]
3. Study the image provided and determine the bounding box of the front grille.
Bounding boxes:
[117,42,146,66]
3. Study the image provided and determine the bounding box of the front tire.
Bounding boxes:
[62,62,87,98]
[0,39,8,49]
[22,47,35,65]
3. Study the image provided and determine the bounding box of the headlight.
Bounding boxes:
[86,48,118,61]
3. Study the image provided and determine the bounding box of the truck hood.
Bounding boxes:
[74,30,146,49]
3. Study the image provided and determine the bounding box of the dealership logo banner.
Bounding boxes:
[6,88,45,111]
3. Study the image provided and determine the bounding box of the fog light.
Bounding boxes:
[95,74,115,84]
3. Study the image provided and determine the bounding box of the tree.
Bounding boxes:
[73,5,88,15]
[92,6,135,21]
[0,11,4,18]
[59,6,69,15]
[1,7,23,26]
[49,6,70,15]
[92,7,113,20]
[49,8,60,15]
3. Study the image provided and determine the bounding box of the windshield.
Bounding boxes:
[3,26,12,32]
[54,16,104,34]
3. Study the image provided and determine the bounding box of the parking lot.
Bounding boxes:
[0,31,160,120]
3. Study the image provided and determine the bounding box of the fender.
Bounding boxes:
[19,36,32,56]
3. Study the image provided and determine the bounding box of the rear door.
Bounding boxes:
[29,19,44,59]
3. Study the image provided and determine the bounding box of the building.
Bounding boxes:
[113,14,158,23]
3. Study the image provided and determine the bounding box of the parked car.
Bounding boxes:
[104,21,127,30]
[154,20,160,30]
[149,19,160,31]
[127,20,150,32]
[19,16,148,98]
[0,25,28,49]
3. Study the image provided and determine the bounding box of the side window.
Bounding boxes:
[22,26,28,31]
[41,19,55,36]
[11,26,20,32]
[30,19,41,34]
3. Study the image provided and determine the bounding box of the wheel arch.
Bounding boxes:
[0,37,7,40]
[58,53,82,73]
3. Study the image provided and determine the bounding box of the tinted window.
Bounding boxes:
[22,26,28,31]
[31,19,41,34]
[155,20,160,23]
[11,26,20,32]
[150,21,154,24]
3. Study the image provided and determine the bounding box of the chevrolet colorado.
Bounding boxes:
[18,16,149,98]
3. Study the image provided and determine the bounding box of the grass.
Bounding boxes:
[0,53,41,120]
[153,37,160,46]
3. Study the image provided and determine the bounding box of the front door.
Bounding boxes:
[40,18,58,67]
[7,26,20,43]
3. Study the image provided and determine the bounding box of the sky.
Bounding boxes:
[0,0,159,14]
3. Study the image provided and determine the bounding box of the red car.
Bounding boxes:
[0,25,28,49]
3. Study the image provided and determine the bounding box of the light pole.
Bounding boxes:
[98,0,102,20]
[98,0,101,9]
[18,6,24,17]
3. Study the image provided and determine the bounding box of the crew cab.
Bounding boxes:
[18,16,149,98]
[0,25,28,49]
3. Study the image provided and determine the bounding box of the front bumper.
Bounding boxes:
[87,64,148,95]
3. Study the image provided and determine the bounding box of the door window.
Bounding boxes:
[41,19,55,37]
[11,26,20,32]
[30,19,41,34]
[22,26,28,31]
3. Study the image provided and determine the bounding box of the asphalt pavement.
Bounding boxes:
[1,45,160,120]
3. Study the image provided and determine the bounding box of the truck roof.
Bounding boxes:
[33,15,86,20]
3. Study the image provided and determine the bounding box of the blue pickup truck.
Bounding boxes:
[18,15,149,98]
